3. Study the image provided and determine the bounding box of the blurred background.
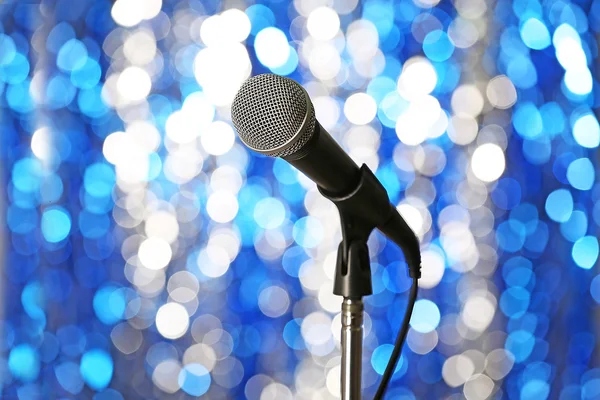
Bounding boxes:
[0,0,599,398]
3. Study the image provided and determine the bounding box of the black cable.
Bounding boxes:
[373,277,419,400]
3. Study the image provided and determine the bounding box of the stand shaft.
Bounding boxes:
[341,298,363,400]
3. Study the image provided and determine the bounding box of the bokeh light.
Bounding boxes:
[1,0,598,398]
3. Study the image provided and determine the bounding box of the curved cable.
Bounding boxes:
[373,278,419,400]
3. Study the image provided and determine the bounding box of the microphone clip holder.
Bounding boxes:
[319,164,393,299]
[319,164,394,400]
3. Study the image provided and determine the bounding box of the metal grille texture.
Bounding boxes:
[231,74,316,158]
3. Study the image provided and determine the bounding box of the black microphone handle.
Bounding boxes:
[283,123,361,195]
[283,122,421,274]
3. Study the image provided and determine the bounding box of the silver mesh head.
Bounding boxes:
[231,74,316,158]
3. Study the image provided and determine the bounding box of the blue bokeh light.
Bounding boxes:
[0,53,30,84]
[0,0,598,398]
[12,158,42,193]
[521,379,550,400]
[55,361,84,395]
[409,300,440,333]
[93,286,125,325]
[545,189,573,223]
[71,57,102,89]
[572,113,600,148]
[560,210,588,242]
[423,30,454,62]
[513,102,543,138]
[506,330,535,363]
[178,364,211,396]
[84,163,115,198]
[246,5,275,36]
[520,19,551,50]
[41,207,72,243]
[0,34,17,65]
[572,236,599,269]
[500,287,531,318]
[254,197,286,229]
[566,158,594,191]
[57,39,88,72]
[292,216,323,248]
[8,344,40,382]
[80,350,113,390]
[372,344,404,375]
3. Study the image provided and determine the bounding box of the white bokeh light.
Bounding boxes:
[447,114,478,145]
[221,9,251,42]
[111,0,144,27]
[145,211,179,244]
[326,365,341,396]
[260,383,293,400]
[397,203,425,236]
[194,44,251,106]
[200,16,225,47]
[564,67,593,95]
[397,57,438,100]
[126,121,161,154]
[396,95,446,146]
[346,20,379,61]
[163,148,204,184]
[419,248,445,289]
[308,43,341,80]
[344,93,377,125]
[117,66,152,103]
[464,374,495,400]
[307,7,340,41]
[138,237,172,270]
[31,127,52,162]
[462,294,496,332]
[258,286,290,318]
[201,121,235,156]
[124,30,157,65]
[486,75,517,109]
[182,92,216,128]
[471,143,505,182]
[152,359,182,393]
[443,354,475,387]
[201,10,251,46]
[197,245,231,278]
[141,0,162,20]
[206,190,239,223]
[254,27,290,69]
[451,85,484,117]
[555,37,586,70]
[156,302,189,340]
[165,111,198,144]
[115,152,149,184]
[301,312,332,346]
[313,96,340,130]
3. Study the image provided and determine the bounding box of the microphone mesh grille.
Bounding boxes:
[231,74,316,157]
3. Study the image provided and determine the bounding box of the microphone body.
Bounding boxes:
[284,122,360,195]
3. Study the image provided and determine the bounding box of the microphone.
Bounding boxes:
[231,74,421,274]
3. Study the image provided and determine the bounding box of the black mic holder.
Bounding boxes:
[320,164,408,298]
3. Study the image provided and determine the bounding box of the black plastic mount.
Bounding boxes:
[319,165,395,298]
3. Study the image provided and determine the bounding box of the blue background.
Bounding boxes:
[0,0,599,399]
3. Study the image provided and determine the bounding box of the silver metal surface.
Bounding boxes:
[230,74,316,157]
[341,298,364,400]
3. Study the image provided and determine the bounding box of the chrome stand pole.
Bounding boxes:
[341,297,364,400]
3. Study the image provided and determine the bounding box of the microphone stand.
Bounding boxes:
[341,297,365,399]
[319,165,393,400]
